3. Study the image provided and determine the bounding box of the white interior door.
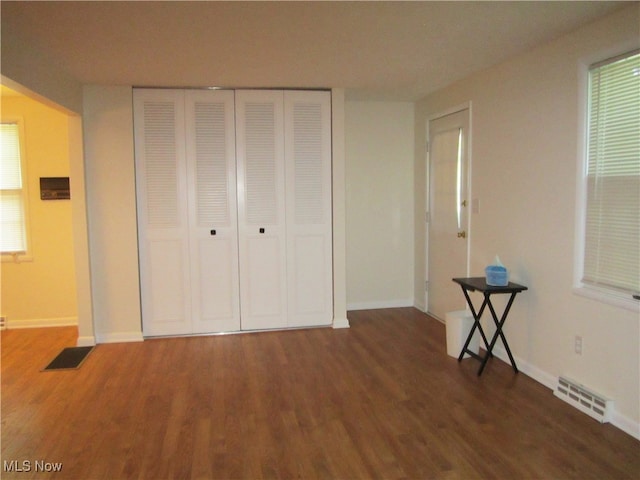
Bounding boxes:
[427,109,470,320]
[134,89,191,336]
[284,90,333,327]
[185,90,240,333]
[235,90,288,330]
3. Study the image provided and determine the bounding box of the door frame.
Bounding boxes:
[425,102,472,312]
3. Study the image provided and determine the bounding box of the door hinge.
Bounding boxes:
[426,141,430,153]
[425,281,429,291]
[425,211,430,223]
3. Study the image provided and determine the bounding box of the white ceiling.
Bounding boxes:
[1,1,628,101]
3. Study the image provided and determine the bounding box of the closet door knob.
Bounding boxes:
[259,228,265,234]
[210,229,216,236]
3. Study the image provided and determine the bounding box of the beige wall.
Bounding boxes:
[415,5,639,434]
[1,95,78,326]
[346,101,415,309]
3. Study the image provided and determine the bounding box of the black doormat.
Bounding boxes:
[43,346,94,371]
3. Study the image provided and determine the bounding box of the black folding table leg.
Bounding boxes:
[473,298,492,354]
[482,293,519,375]
[457,287,491,362]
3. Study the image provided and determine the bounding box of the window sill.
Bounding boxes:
[1,253,33,263]
[573,285,640,313]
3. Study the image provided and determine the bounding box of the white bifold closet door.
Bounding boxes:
[235,91,288,330]
[235,90,333,330]
[134,89,240,336]
[284,91,333,328]
[136,88,332,336]
[185,90,240,334]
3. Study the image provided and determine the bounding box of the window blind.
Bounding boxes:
[583,50,640,295]
[0,123,27,253]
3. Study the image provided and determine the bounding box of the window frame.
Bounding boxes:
[1,117,33,263]
[573,49,640,312]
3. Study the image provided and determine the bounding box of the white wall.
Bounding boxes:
[83,86,143,343]
[415,5,639,437]
[346,101,415,310]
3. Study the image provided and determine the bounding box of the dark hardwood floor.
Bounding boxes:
[1,308,638,479]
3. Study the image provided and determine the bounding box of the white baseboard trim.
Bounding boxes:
[492,345,640,440]
[76,336,97,347]
[7,317,78,329]
[95,331,144,344]
[332,317,350,329]
[413,300,426,313]
[611,410,640,440]
[492,345,556,390]
[347,299,414,311]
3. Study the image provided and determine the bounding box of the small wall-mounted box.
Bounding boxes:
[40,177,70,200]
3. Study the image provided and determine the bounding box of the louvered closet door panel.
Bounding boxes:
[134,89,191,336]
[236,90,287,330]
[185,90,241,333]
[284,91,333,327]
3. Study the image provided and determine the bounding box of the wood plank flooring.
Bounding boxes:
[2,307,639,479]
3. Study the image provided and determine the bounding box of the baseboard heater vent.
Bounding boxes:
[554,376,613,423]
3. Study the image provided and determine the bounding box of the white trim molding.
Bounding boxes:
[492,345,639,441]
[572,286,640,313]
[332,317,350,329]
[611,410,640,441]
[76,336,96,347]
[6,316,78,329]
[95,331,144,344]
[347,299,414,311]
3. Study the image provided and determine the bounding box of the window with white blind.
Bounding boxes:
[1,121,29,257]
[579,49,640,304]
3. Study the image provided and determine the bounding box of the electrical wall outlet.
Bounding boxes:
[575,335,583,355]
